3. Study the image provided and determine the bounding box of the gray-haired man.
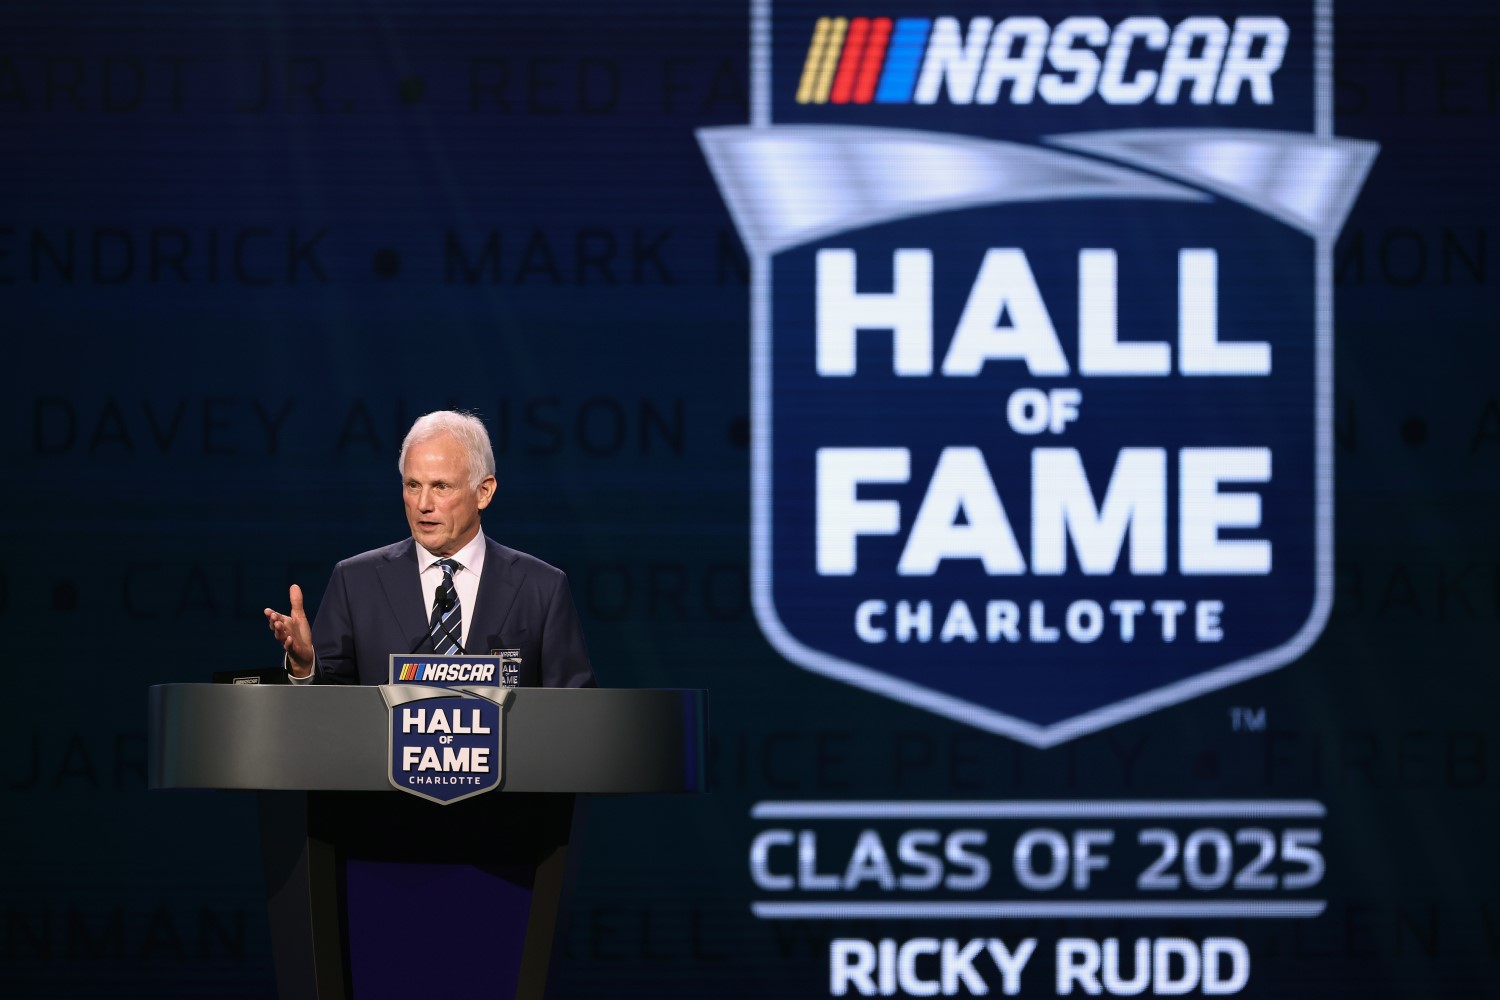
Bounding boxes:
[264,410,595,687]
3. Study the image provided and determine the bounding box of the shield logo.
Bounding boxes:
[700,1,1377,746]
[383,685,510,804]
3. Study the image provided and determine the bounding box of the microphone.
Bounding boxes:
[413,583,463,654]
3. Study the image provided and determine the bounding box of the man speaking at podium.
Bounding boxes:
[263,410,596,688]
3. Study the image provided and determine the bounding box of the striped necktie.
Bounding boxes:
[428,558,463,654]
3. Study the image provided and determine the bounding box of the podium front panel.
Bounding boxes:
[149,684,705,794]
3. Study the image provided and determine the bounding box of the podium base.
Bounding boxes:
[259,791,574,1000]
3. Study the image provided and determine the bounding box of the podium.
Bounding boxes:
[148,684,707,1000]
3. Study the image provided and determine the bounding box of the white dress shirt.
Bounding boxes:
[417,532,487,651]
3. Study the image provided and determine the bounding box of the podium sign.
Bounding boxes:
[383,655,514,804]
[381,685,511,804]
[389,652,505,686]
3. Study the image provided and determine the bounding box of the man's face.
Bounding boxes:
[401,433,496,557]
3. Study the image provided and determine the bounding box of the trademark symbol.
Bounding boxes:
[1230,707,1267,732]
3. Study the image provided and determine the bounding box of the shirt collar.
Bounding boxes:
[416,532,487,576]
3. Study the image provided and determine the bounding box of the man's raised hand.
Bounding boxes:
[264,584,315,678]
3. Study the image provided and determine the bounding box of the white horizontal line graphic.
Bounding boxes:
[751,800,1327,820]
[752,900,1327,920]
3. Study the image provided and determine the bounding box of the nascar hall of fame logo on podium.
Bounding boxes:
[383,655,511,804]
[700,0,1378,746]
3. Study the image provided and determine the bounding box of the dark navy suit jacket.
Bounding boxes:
[309,535,595,687]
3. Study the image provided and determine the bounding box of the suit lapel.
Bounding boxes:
[469,536,524,652]
[376,539,428,650]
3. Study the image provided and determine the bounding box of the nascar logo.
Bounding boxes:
[796,14,1288,106]
[396,661,497,683]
